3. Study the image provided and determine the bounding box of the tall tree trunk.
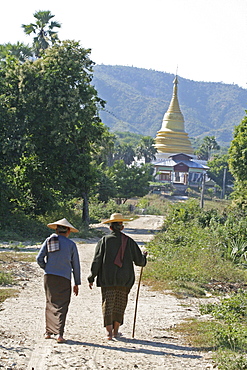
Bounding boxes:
[82,191,90,225]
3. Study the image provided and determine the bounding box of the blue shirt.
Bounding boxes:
[37,235,81,285]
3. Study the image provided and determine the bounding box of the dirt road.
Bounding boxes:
[0,215,214,369]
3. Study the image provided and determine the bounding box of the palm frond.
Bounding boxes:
[33,10,55,23]
[49,21,61,29]
[22,23,37,34]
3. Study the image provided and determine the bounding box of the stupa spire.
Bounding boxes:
[154,76,193,154]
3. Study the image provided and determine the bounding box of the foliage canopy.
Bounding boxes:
[0,40,107,223]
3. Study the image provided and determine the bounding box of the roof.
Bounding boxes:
[168,153,193,160]
[153,157,209,170]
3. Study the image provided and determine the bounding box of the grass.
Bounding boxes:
[203,198,231,212]
[140,196,247,368]
[0,251,37,263]
[0,251,36,306]
[172,315,247,369]
[144,229,246,299]
[172,319,217,349]
[142,197,247,298]
[0,271,13,285]
[0,288,19,304]
[216,350,247,370]
[134,194,170,215]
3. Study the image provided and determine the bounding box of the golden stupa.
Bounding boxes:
[154,76,193,155]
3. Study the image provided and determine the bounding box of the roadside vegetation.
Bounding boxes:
[0,251,36,303]
[140,195,247,369]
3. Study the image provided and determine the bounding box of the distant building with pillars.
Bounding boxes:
[153,76,208,186]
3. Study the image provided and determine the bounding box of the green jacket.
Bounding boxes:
[88,231,147,288]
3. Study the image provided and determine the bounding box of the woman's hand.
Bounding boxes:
[73,285,79,296]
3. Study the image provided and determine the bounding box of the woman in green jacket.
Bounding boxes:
[88,213,147,340]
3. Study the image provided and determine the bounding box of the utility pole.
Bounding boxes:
[221,167,227,199]
[200,173,206,209]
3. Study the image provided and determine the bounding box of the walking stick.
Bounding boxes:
[132,266,144,338]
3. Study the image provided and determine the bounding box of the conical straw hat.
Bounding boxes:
[47,218,79,233]
[102,213,131,224]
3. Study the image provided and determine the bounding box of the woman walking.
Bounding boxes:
[37,218,81,343]
[88,213,147,340]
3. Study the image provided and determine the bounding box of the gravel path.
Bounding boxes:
[0,215,215,369]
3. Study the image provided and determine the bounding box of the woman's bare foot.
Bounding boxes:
[113,321,121,338]
[106,324,113,340]
[57,335,66,343]
[113,332,122,338]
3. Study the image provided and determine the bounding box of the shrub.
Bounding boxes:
[89,199,130,223]
[0,271,13,285]
[144,199,247,295]
[200,291,247,353]
[135,194,170,215]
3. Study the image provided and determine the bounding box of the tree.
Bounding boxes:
[107,160,153,203]
[136,136,157,163]
[0,40,106,223]
[207,154,234,189]
[229,115,247,183]
[96,168,116,202]
[0,42,32,63]
[114,143,135,165]
[0,56,30,217]
[22,10,61,57]
[195,136,220,160]
[114,131,143,147]
[228,114,247,208]
[92,131,116,168]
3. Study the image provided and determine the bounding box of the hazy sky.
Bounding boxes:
[1,0,247,88]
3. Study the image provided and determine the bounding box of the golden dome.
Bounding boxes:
[154,76,193,154]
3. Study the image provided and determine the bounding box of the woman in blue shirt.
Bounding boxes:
[37,218,81,343]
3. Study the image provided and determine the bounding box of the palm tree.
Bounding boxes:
[136,136,157,163]
[114,144,135,165]
[22,10,61,57]
[0,42,32,62]
[196,136,220,161]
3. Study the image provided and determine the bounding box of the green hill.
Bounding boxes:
[93,65,247,146]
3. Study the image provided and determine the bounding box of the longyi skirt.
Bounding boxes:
[44,274,71,336]
[101,286,130,327]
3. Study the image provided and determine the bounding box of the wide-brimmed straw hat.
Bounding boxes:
[102,213,131,224]
[47,218,79,233]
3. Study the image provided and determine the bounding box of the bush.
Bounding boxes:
[0,198,101,240]
[216,350,247,370]
[89,199,130,223]
[143,199,247,295]
[0,271,13,285]
[135,194,170,215]
[199,291,247,367]
[0,211,48,241]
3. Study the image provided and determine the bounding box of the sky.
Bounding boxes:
[1,0,247,88]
